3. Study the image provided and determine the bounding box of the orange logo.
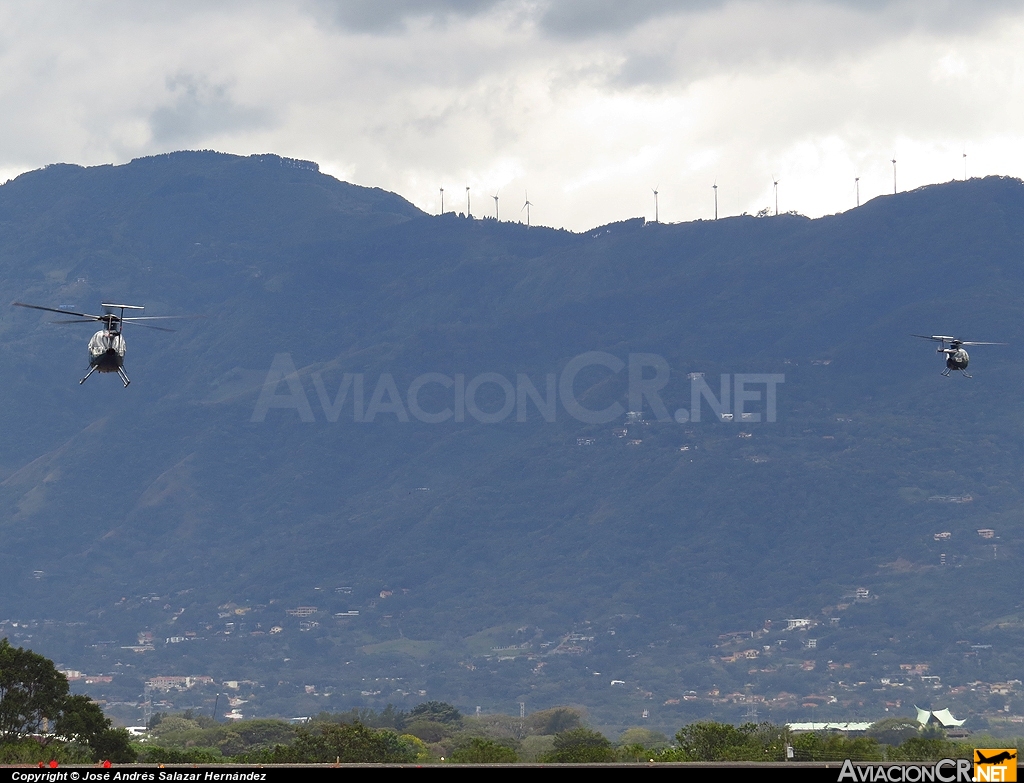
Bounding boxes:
[975,749,1017,782]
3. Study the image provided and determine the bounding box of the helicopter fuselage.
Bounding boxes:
[87,329,127,372]
[941,346,969,371]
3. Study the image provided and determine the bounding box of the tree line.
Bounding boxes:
[3,638,1021,764]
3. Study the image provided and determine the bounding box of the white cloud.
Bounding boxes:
[1,1,1024,229]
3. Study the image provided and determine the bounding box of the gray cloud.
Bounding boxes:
[149,73,272,146]
[303,0,1024,39]
[293,0,1024,97]
[538,0,724,36]
[539,0,1024,46]
[305,0,503,32]
[576,0,1024,90]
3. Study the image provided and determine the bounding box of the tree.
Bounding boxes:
[526,707,582,736]
[674,722,754,761]
[540,728,615,763]
[215,719,296,756]
[449,737,518,763]
[791,731,883,762]
[670,722,791,761]
[618,727,671,763]
[408,701,462,725]
[0,640,134,763]
[0,639,70,744]
[618,727,670,750]
[888,737,966,762]
[313,706,407,730]
[147,714,206,746]
[136,747,222,764]
[403,720,450,743]
[620,743,652,762]
[55,695,136,763]
[867,717,921,746]
[263,723,415,763]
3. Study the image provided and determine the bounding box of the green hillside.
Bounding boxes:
[1,152,1023,733]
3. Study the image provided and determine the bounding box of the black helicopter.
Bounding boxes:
[912,334,1005,377]
[13,301,186,386]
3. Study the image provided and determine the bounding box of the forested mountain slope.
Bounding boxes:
[1,152,1022,729]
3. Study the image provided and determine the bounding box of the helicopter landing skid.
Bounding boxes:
[79,365,131,386]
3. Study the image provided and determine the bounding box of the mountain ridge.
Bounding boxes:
[1,152,1023,729]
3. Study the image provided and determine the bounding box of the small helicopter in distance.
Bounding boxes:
[13,301,188,387]
[912,334,1006,377]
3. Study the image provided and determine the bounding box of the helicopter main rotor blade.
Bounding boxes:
[122,315,200,321]
[49,317,188,330]
[13,302,103,320]
[122,321,176,332]
[911,334,1006,346]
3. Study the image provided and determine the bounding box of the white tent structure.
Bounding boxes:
[915,706,966,727]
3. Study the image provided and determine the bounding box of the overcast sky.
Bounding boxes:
[2,0,1023,230]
